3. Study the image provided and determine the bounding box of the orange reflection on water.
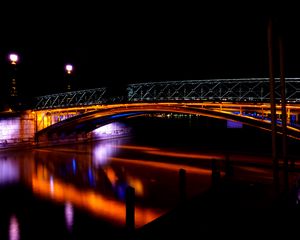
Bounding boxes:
[104,167,118,186]
[111,157,214,175]
[31,171,161,228]
[145,150,224,160]
[127,176,144,196]
[117,145,158,151]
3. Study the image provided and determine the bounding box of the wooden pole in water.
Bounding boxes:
[279,29,289,192]
[267,17,279,189]
[179,168,186,203]
[126,186,135,234]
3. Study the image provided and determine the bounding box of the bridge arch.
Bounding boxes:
[35,103,300,144]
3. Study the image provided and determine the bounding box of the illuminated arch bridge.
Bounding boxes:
[32,78,300,142]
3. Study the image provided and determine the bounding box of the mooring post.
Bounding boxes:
[126,186,135,234]
[211,159,221,187]
[179,168,186,203]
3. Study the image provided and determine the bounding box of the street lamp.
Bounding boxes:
[65,64,73,91]
[8,53,19,97]
[9,53,19,65]
[5,52,20,111]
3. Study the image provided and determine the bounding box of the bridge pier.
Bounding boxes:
[0,111,35,149]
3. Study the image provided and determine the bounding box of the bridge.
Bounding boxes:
[2,78,300,147]
[32,78,300,143]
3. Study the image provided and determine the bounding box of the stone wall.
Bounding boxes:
[0,111,35,149]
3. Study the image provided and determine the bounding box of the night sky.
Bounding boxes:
[0,3,299,101]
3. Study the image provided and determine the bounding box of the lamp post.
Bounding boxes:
[8,53,19,110]
[65,64,73,91]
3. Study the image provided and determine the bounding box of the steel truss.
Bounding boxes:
[34,78,300,109]
[127,78,300,102]
[35,88,106,109]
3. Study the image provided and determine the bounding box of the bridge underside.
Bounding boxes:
[35,103,300,145]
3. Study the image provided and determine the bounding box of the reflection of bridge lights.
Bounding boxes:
[72,159,76,173]
[9,215,19,240]
[127,176,144,196]
[50,176,54,194]
[65,201,74,232]
[0,158,20,184]
[92,141,119,167]
[116,182,127,201]
[227,120,243,128]
[104,167,118,187]
[88,167,96,186]
[31,172,161,227]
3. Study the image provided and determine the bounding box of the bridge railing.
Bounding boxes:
[34,88,106,109]
[34,78,300,110]
[127,78,300,102]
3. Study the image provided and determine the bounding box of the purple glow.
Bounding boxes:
[50,176,54,194]
[92,137,127,167]
[9,215,19,240]
[92,141,117,166]
[227,120,243,128]
[65,201,74,232]
[0,159,20,184]
[92,122,130,139]
[0,119,21,144]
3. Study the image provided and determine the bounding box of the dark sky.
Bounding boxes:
[0,2,299,101]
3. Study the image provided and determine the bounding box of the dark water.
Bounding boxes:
[0,115,298,240]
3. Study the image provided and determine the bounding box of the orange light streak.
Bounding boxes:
[117,145,159,151]
[144,150,223,160]
[111,157,217,175]
[31,174,162,228]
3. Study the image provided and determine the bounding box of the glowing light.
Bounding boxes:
[50,176,54,194]
[9,53,19,64]
[72,159,76,173]
[9,215,19,240]
[145,150,223,160]
[0,119,20,144]
[0,158,20,184]
[65,201,74,232]
[127,176,144,196]
[31,172,162,227]
[111,157,216,175]
[92,139,122,166]
[227,120,243,128]
[92,122,129,138]
[104,167,118,186]
[65,64,73,74]
[117,145,158,151]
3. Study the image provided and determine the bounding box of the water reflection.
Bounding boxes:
[0,157,20,185]
[9,215,19,240]
[92,139,121,167]
[0,136,223,237]
[31,163,160,227]
[65,201,74,232]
